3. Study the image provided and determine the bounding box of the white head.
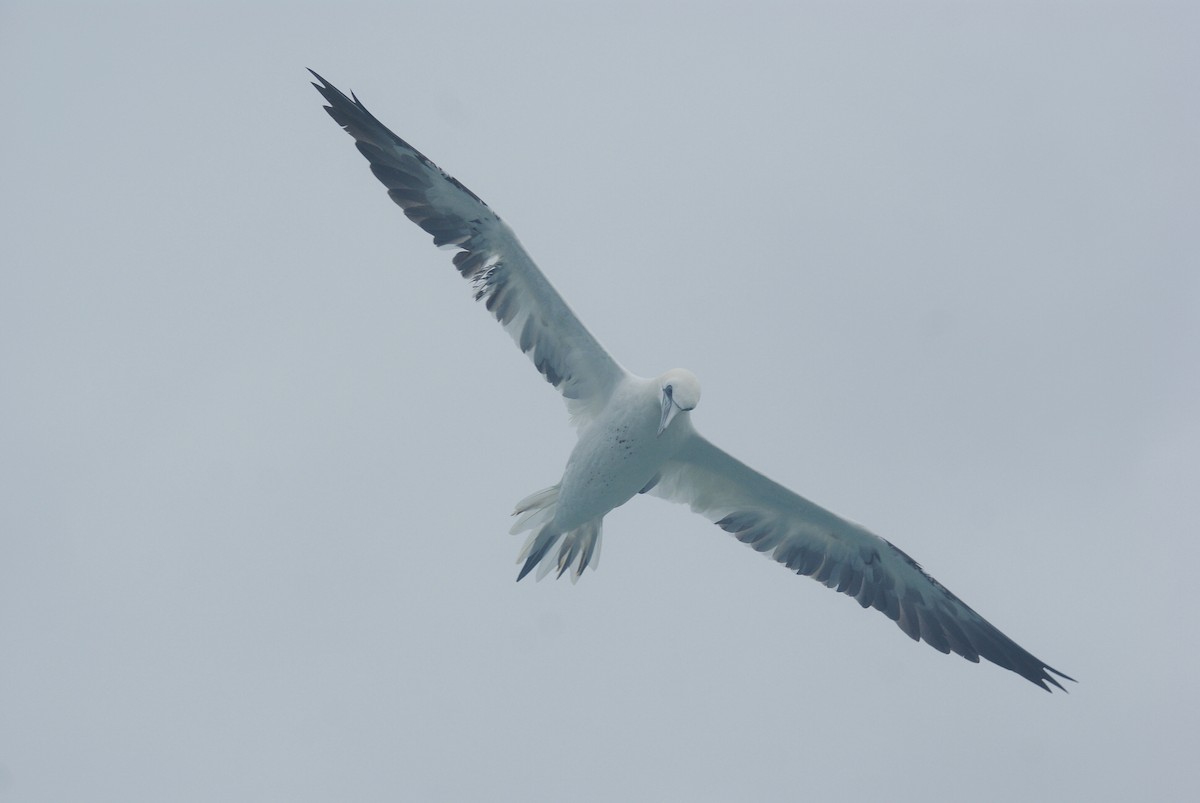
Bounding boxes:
[657,368,701,436]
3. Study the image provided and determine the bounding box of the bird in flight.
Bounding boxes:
[311,70,1072,692]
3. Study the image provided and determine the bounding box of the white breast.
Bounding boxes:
[553,377,688,531]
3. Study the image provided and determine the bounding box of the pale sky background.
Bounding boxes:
[2,2,1198,801]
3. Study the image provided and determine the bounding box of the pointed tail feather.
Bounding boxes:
[511,485,603,582]
[517,529,562,581]
[510,485,560,534]
[553,520,603,583]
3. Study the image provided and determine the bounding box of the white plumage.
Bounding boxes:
[311,70,1072,692]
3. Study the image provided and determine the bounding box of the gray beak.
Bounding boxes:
[658,390,679,436]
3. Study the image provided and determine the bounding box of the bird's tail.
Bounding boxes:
[510,485,602,583]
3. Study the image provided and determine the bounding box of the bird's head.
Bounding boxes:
[657,368,701,436]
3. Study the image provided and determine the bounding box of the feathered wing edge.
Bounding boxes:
[310,70,626,426]
[650,432,1075,692]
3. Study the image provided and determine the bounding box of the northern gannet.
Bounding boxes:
[311,71,1072,692]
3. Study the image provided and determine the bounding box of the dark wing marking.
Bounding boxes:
[311,70,626,423]
[650,431,1074,692]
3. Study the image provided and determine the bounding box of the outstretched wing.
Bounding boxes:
[649,430,1073,691]
[311,71,626,424]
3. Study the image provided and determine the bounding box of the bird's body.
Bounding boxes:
[554,375,677,532]
[311,71,1073,692]
[512,370,697,580]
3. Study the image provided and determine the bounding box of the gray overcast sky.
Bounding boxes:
[2,2,1197,801]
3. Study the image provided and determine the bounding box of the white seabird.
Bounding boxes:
[311,71,1073,692]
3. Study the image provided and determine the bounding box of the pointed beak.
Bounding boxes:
[658,391,679,436]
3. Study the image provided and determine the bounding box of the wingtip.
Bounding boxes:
[1030,664,1075,693]
[1052,668,1078,684]
[1046,666,1077,693]
[308,70,374,121]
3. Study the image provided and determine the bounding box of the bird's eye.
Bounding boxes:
[664,384,674,396]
